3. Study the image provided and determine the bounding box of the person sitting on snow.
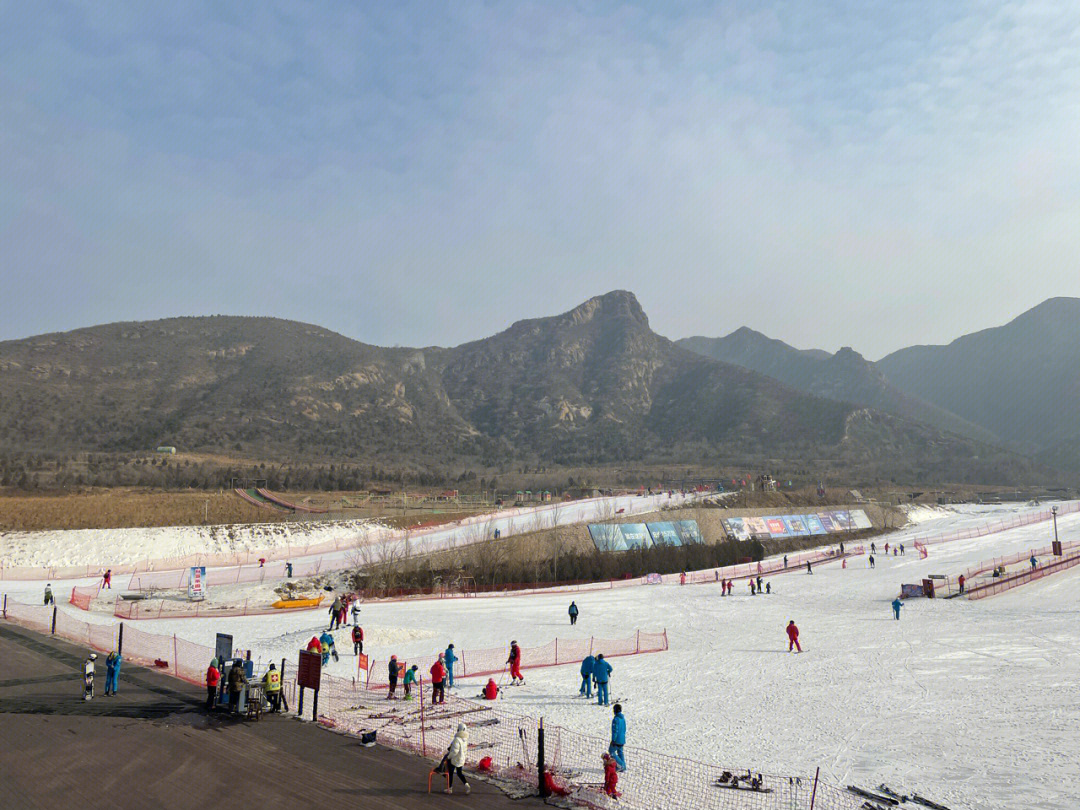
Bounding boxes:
[482,678,499,700]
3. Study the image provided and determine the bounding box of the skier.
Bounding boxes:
[958,574,966,595]
[893,548,898,557]
[839,541,845,555]
[806,561,812,574]
[749,580,756,596]
[680,572,687,585]
[1030,555,1037,570]
[83,653,97,700]
[783,555,789,569]
[101,569,112,590]
[609,703,627,772]
[205,658,221,710]
[756,575,763,592]
[602,753,621,798]
[286,561,293,578]
[442,723,471,795]
[328,597,342,630]
[319,630,337,664]
[387,655,399,699]
[579,653,595,698]
[352,624,364,656]
[593,653,613,706]
[350,600,361,627]
[892,598,903,620]
[258,557,266,568]
[786,620,802,653]
[869,555,875,569]
[403,664,419,700]
[885,543,890,554]
[507,641,524,685]
[44,584,54,606]
[104,650,121,696]
[444,644,458,689]
[568,601,579,625]
[482,678,499,700]
[337,598,348,629]
[765,582,771,594]
[871,542,876,554]
[263,663,282,712]
[900,543,905,556]
[430,655,447,704]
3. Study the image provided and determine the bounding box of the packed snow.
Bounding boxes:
[9,500,1077,809]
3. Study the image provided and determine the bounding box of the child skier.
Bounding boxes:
[507,641,524,685]
[786,621,802,653]
[403,664,418,700]
[602,753,621,797]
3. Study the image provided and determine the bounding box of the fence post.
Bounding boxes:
[419,675,427,757]
[636,630,640,654]
[809,766,820,809]
[118,623,124,655]
[173,635,179,677]
[2,593,6,619]
[51,605,57,634]
[537,718,548,797]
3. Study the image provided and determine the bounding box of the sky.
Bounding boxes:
[2,1,1079,360]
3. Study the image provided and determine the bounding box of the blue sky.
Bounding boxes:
[2,1,1079,358]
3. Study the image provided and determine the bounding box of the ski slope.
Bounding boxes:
[17,502,1077,809]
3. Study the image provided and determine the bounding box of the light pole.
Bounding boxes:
[1052,505,1059,546]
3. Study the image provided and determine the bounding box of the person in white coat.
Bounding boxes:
[444,722,471,795]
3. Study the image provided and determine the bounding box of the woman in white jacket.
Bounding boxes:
[444,723,471,794]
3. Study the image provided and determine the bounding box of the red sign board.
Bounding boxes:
[356,653,369,672]
[298,649,322,689]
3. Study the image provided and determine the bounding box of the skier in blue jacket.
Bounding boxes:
[892,598,903,620]
[319,630,336,665]
[444,644,458,689]
[593,654,612,706]
[609,703,627,771]
[579,654,595,698]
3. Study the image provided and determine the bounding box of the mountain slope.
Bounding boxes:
[677,330,998,444]
[0,292,1034,482]
[878,297,1080,453]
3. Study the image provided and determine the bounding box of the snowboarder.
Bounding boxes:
[328,597,342,630]
[609,703,627,772]
[104,650,121,696]
[83,653,97,700]
[444,644,458,688]
[568,601,579,625]
[403,664,418,700]
[387,656,399,699]
[352,625,364,656]
[442,723,471,794]
[263,663,282,712]
[430,655,447,704]
[786,620,802,653]
[482,678,499,700]
[580,653,595,698]
[958,574,966,595]
[507,641,524,685]
[602,753,621,798]
[205,658,221,710]
[892,598,903,620]
[869,555,875,568]
[350,600,361,626]
[593,653,613,706]
[101,569,112,590]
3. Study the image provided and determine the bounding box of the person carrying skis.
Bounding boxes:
[350,600,361,627]
[430,655,447,704]
[786,620,802,653]
[568,601,579,625]
[205,658,221,710]
[444,644,458,689]
[104,650,122,696]
[609,703,627,771]
[580,653,595,698]
[507,641,524,685]
[263,663,282,712]
[403,664,418,700]
[593,653,613,706]
[329,597,342,630]
[352,625,364,656]
[442,723,471,794]
[387,656,399,699]
[83,653,97,701]
[892,598,903,620]
[602,753,621,798]
[44,584,54,606]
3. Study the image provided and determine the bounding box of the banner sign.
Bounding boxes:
[784,516,810,536]
[717,510,873,539]
[588,524,628,552]
[188,566,207,601]
[647,522,681,546]
[850,509,873,529]
[765,517,789,537]
[619,523,652,550]
[645,573,663,584]
[674,521,704,544]
[356,653,369,672]
[722,518,750,542]
[804,514,827,535]
[298,650,322,689]
[744,517,769,537]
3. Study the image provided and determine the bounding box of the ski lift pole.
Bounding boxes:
[419,674,426,757]
[809,766,819,809]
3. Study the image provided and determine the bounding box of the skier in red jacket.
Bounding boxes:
[482,678,499,700]
[786,620,802,653]
[507,641,524,685]
[430,656,447,704]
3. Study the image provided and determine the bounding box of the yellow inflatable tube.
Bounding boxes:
[271,595,324,610]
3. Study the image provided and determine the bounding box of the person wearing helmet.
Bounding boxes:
[83,653,97,700]
[507,641,524,685]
